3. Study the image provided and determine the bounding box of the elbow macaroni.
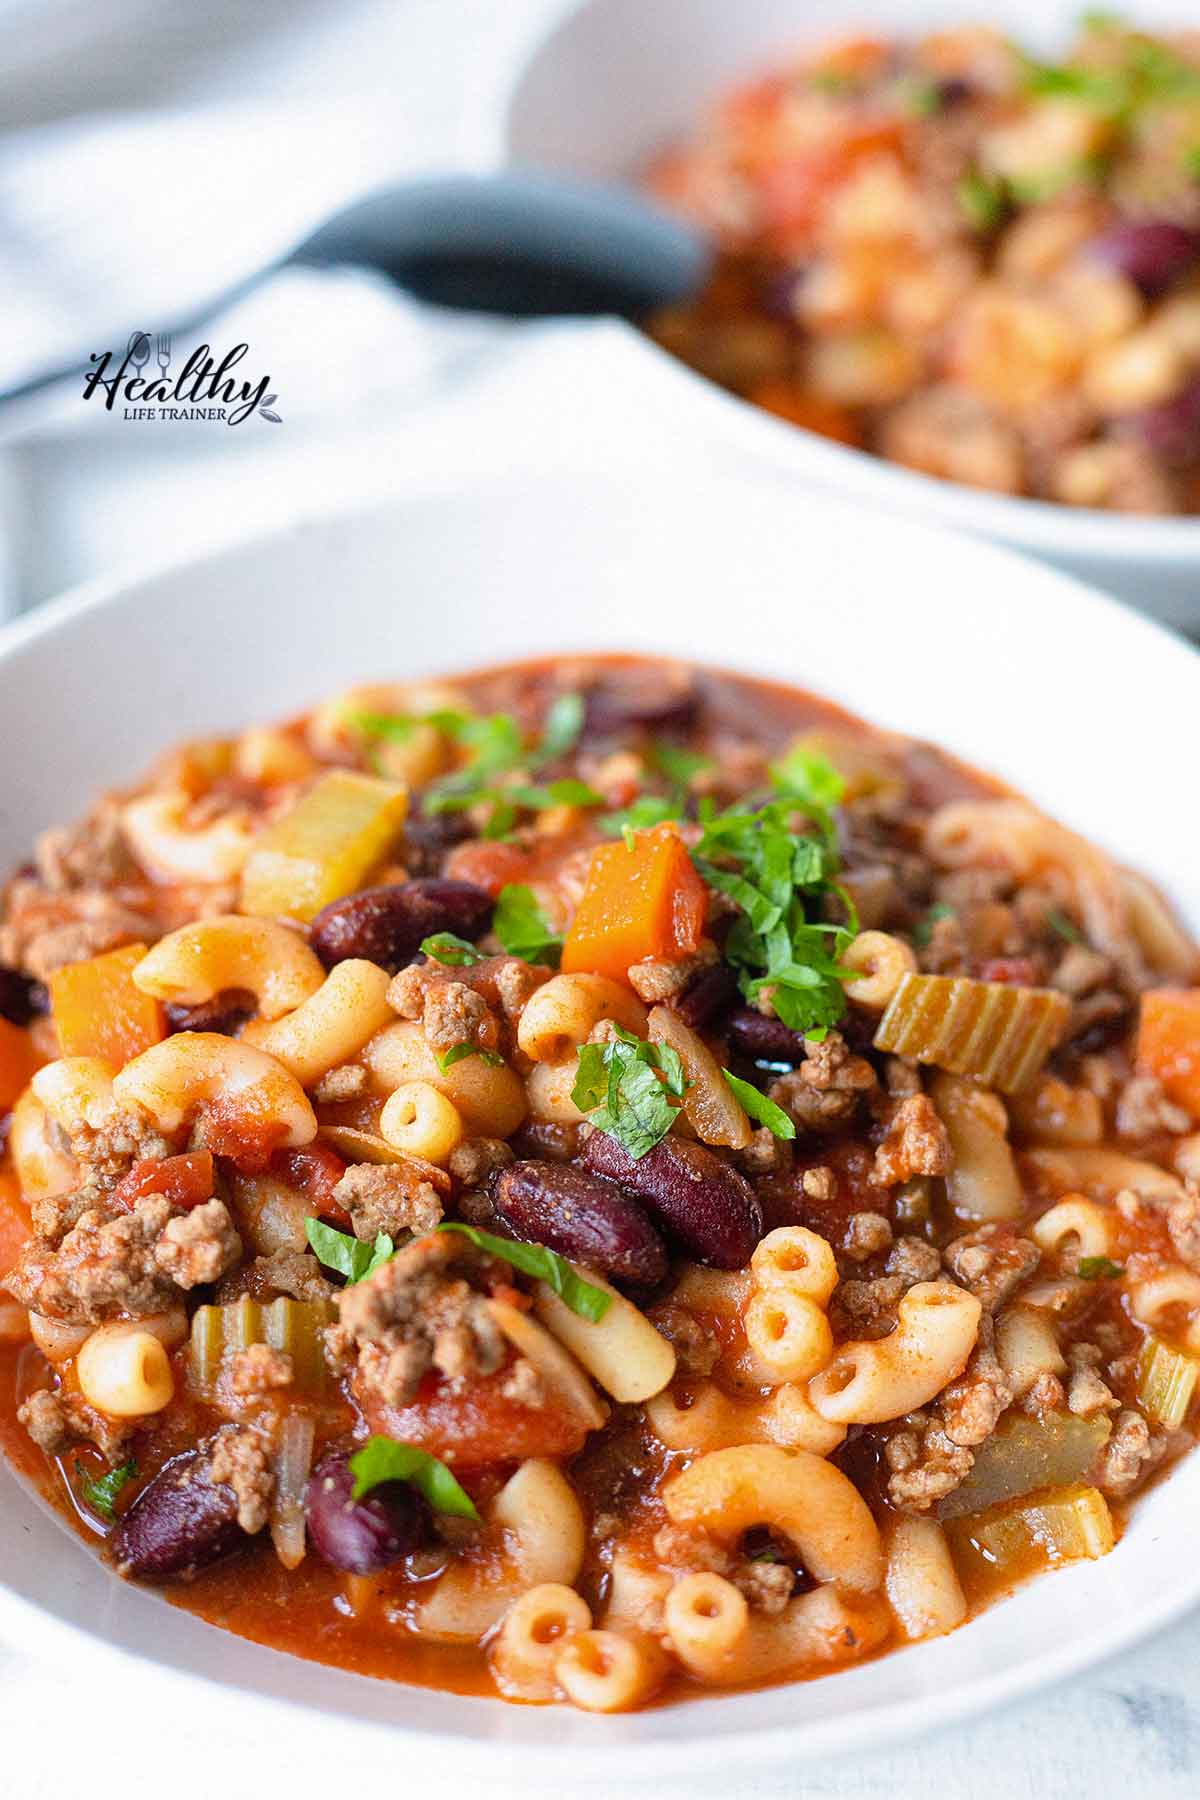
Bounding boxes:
[378,1081,465,1165]
[77,1320,177,1416]
[365,1020,527,1138]
[112,1033,317,1145]
[133,916,325,1021]
[809,1282,982,1424]
[1032,1194,1114,1262]
[842,930,918,1010]
[516,974,648,1063]
[121,791,256,882]
[241,959,394,1085]
[533,1274,676,1404]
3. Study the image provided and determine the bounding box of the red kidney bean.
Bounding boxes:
[673,963,739,1032]
[309,878,493,971]
[580,1132,762,1269]
[304,1450,431,1574]
[164,988,257,1036]
[109,1450,246,1580]
[726,1006,809,1064]
[493,1160,668,1286]
[1089,220,1200,298]
[581,672,699,740]
[403,808,475,875]
[1121,375,1200,467]
[0,966,44,1026]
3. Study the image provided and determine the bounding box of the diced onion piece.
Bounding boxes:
[189,1296,334,1394]
[270,1410,316,1570]
[647,1004,751,1150]
[874,973,1069,1094]
[240,771,408,923]
[969,1484,1114,1566]
[1137,1334,1200,1428]
[938,1411,1111,1521]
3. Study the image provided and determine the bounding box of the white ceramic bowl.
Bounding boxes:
[503,0,1200,629]
[0,468,1197,1773]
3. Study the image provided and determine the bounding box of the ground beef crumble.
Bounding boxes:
[871,1094,951,1187]
[18,1387,136,1463]
[942,1223,1040,1313]
[229,1344,294,1394]
[332,1159,446,1242]
[327,1231,506,1408]
[208,1424,275,1533]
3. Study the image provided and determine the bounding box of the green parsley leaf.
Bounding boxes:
[79,1458,137,1521]
[536,692,585,764]
[692,769,856,1041]
[651,740,712,787]
[571,1026,688,1160]
[1078,1256,1126,1280]
[349,1438,479,1519]
[1047,908,1086,946]
[1187,144,1200,182]
[601,793,684,838]
[437,1222,613,1321]
[896,74,943,117]
[437,1041,504,1072]
[493,884,563,967]
[420,931,485,966]
[721,1069,796,1140]
[507,778,605,810]
[348,708,421,743]
[957,168,1008,232]
[913,902,956,948]
[305,1217,394,1284]
[769,745,845,816]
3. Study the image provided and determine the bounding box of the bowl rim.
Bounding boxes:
[498,0,1200,563]
[0,470,1198,1770]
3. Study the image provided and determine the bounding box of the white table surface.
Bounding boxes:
[2,2,1199,1793]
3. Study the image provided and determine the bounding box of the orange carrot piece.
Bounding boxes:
[48,942,165,1066]
[0,1016,40,1114]
[562,825,706,985]
[1137,988,1200,1119]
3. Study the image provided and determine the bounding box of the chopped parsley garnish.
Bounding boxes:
[572,1025,689,1160]
[353,696,589,837]
[1078,1256,1126,1280]
[691,754,857,1040]
[437,1041,504,1072]
[957,168,1008,232]
[913,901,956,948]
[420,931,485,966]
[305,1217,394,1284]
[599,738,711,840]
[721,1069,796,1140]
[537,691,585,763]
[437,1222,612,1321]
[493,883,562,967]
[896,74,944,118]
[1047,908,1086,946]
[349,1438,479,1519]
[79,1458,137,1521]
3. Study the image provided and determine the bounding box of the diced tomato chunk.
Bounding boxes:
[361,1365,592,1467]
[0,1171,31,1277]
[272,1143,351,1227]
[0,1017,40,1113]
[111,1150,215,1212]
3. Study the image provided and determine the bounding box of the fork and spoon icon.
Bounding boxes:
[126,330,171,381]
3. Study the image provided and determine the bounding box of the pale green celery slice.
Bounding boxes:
[938,1411,1111,1521]
[1137,1334,1200,1428]
[188,1296,334,1395]
[970,1483,1114,1565]
[874,973,1070,1093]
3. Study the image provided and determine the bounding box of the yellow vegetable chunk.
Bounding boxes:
[1137,1334,1200,1428]
[239,771,407,922]
[967,1484,1114,1566]
[874,972,1069,1094]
